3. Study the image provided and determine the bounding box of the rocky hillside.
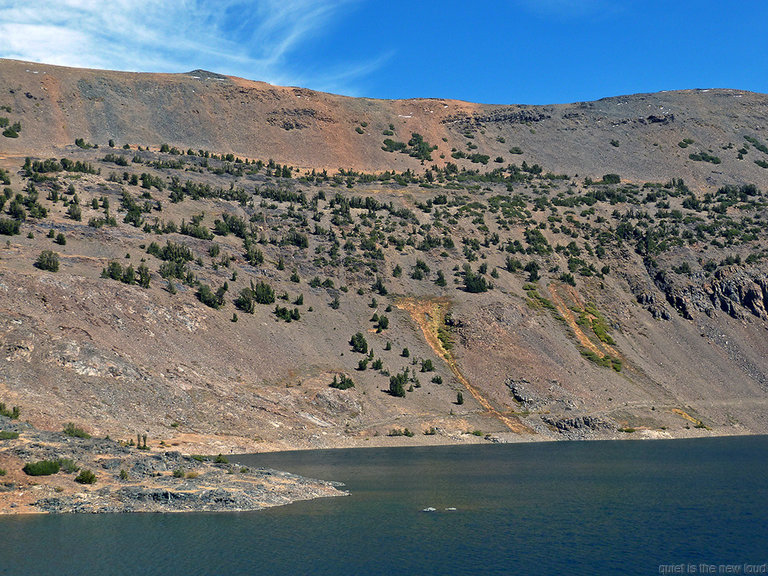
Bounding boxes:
[2,59,768,452]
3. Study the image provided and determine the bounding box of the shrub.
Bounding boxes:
[67,203,82,221]
[58,458,79,473]
[0,431,20,440]
[330,374,355,390]
[559,272,576,286]
[34,250,59,272]
[197,284,225,309]
[75,469,97,484]
[464,271,490,293]
[173,468,184,478]
[524,261,540,282]
[75,138,94,149]
[273,305,299,322]
[382,139,407,153]
[389,369,408,397]
[23,460,61,476]
[350,332,368,354]
[371,276,387,295]
[214,454,229,464]
[688,151,721,164]
[252,281,275,304]
[0,218,20,235]
[63,422,91,439]
[0,403,20,419]
[234,289,255,313]
[456,392,464,405]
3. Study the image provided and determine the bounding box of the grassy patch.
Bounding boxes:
[579,347,622,371]
[583,302,615,345]
[523,285,557,312]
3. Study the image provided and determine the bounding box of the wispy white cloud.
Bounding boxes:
[0,0,384,94]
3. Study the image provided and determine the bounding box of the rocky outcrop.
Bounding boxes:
[0,416,345,514]
[506,378,542,408]
[542,415,616,439]
[703,267,768,320]
[647,265,768,321]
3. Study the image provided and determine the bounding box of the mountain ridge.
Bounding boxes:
[2,58,768,189]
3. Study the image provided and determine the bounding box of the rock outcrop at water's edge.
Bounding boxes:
[0,416,346,514]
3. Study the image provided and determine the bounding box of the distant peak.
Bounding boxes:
[184,69,229,80]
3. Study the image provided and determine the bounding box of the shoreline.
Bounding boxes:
[230,427,759,456]
[2,411,759,516]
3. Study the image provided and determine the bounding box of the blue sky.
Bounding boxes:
[0,0,766,104]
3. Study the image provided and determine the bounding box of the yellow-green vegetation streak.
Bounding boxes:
[395,297,531,434]
[545,284,623,372]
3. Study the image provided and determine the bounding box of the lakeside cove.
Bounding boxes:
[0,410,753,516]
[1,435,767,575]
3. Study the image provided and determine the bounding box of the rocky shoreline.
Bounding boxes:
[0,415,346,514]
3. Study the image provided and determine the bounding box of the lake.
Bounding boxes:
[2,436,767,575]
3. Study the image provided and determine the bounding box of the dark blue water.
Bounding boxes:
[2,436,767,576]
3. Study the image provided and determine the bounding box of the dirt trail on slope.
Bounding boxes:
[395,297,531,434]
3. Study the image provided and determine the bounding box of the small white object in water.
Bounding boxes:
[422,507,437,512]
[445,507,457,511]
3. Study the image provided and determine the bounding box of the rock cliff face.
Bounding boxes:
[1,59,768,451]
[646,265,768,321]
